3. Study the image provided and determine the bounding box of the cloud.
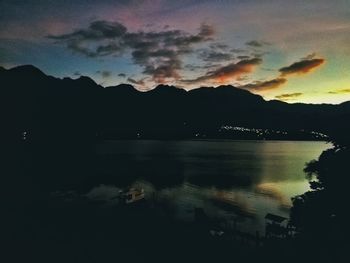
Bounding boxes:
[237,54,324,93]
[127,77,146,86]
[275,92,303,100]
[198,49,234,62]
[239,77,287,91]
[184,63,219,71]
[230,48,246,53]
[279,58,325,76]
[96,70,111,78]
[49,21,214,83]
[126,24,214,83]
[49,20,127,41]
[48,20,127,57]
[182,58,262,84]
[328,88,350,94]
[245,40,270,48]
[209,43,230,50]
[237,55,250,60]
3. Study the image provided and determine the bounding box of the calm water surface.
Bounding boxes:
[95,140,330,234]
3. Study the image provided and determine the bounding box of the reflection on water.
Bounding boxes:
[94,140,330,234]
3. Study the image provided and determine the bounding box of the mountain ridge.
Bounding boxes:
[2,64,349,142]
[2,64,344,106]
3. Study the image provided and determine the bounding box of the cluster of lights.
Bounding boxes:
[219,125,329,139]
[310,131,328,139]
[219,125,271,135]
[21,131,28,140]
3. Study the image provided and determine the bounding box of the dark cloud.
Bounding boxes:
[279,58,325,76]
[49,21,215,83]
[95,43,124,56]
[126,24,214,83]
[48,20,127,57]
[198,49,234,62]
[65,41,102,58]
[240,78,287,91]
[237,55,250,60]
[96,70,112,78]
[182,58,262,84]
[230,48,246,53]
[328,88,350,94]
[73,71,81,76]
[245,40,270,48]
[275,93,303,100]
[118,73,126,77]
[198,24,215,38]
[184,63,219,71]
[49,20,127,41]
[209,43,230,50]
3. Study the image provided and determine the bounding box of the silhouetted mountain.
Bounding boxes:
[2,65,350,142]
[9,64,45,75]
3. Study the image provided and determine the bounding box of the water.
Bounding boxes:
[95,140,330,234]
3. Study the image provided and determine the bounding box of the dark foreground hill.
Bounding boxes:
[2,65,350,143]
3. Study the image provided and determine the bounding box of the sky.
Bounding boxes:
[1,0,350,104]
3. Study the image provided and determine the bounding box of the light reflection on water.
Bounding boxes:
[95,140,330,234]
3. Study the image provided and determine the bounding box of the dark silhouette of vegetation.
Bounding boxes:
[290,133,350,262]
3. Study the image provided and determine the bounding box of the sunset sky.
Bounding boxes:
[1,0,350,104]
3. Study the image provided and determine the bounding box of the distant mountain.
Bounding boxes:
[2,65,350,143]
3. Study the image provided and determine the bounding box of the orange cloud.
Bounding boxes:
[239,77,287,91]
[181,58,262,84]
[279,58,325,77]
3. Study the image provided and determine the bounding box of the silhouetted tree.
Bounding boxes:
[290,133,350,262]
